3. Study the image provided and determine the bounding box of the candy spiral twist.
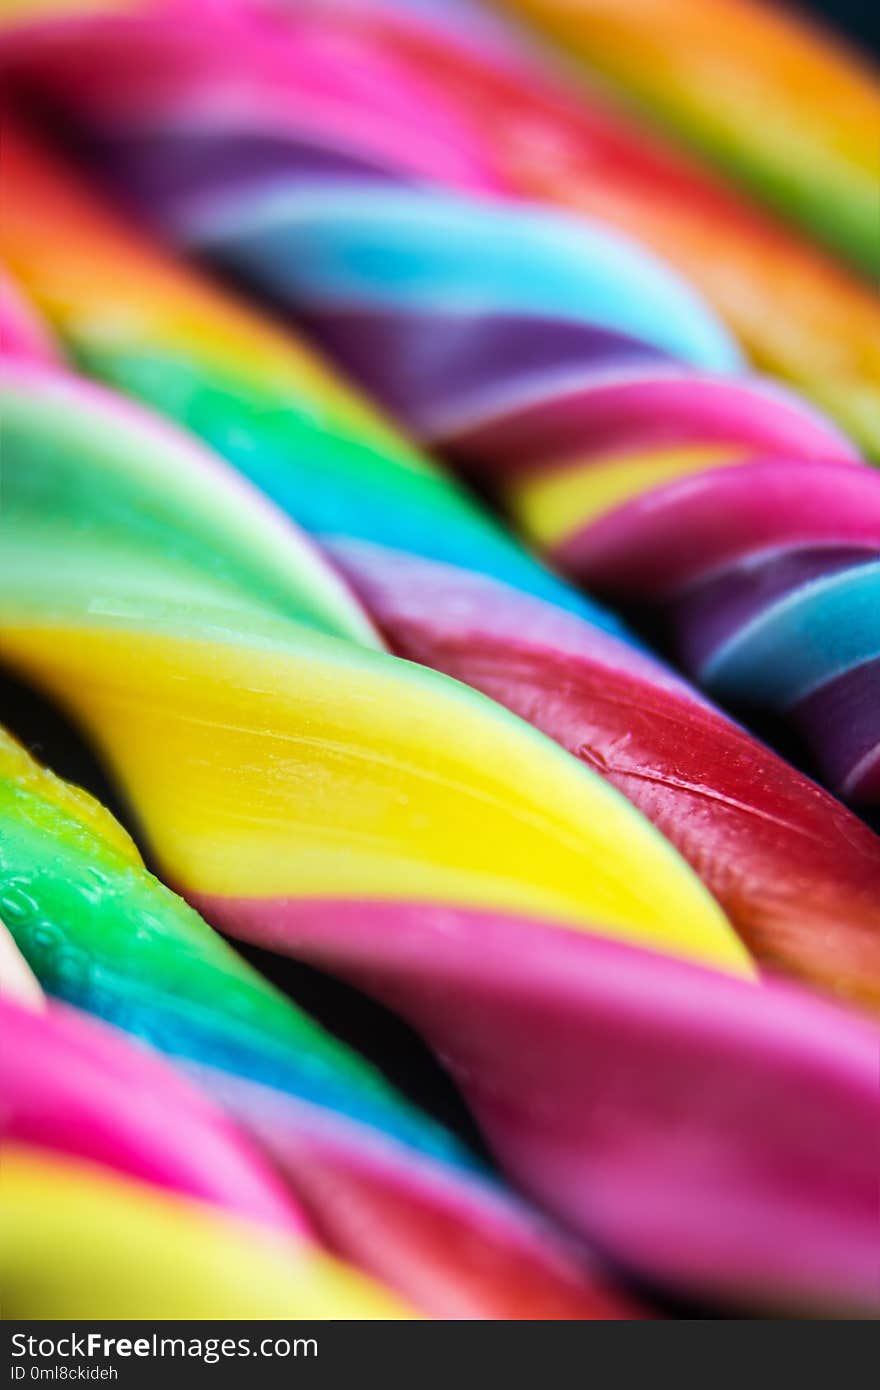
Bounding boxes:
[0,239,779,1309]
[0,994,416,1320]
[7,0,874,451]
[3,663,879,1316]
[1,4,880,1316]
[1,727,634,1319]
[3,24,880,1005]
[3,165,880,1314]
[48,1,877,808]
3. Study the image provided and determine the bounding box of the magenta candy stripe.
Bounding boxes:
[0,995,309,1233]
[556,460,880,596]
[0,265,60,364]
[436,369,859,465]
[192,891,880,1313]
[0,11,502,193]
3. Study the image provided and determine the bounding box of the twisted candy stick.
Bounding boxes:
[1,998,418,1318]
[3,280,880,1315]
[3,0,876,460]
[1,995,307,1232]
[6,0,872,805]
[5,713,880,1317]
[48,5,880,809]
[0,219,878,1314]
[499,0,880,279]
[0,353,734,969]
[325,0,880,455]
[0,217,878,1318]
[2,8,877,1320]
[0,312,747,980]
[4,736,880,1315]
[0,729,632,1320]
[4,120,880,1002]
[2,1147,411,1319]
[0,142,751,967]
[0,906,415,1317]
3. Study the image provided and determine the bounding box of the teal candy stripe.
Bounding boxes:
[181,184,741,371]
[72,342,635,635]
[704,561,880,706]
[0,371,379,646]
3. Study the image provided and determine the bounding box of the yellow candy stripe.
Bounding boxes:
[510,444,747,547]
[0,0,134,19]
[1,1147,414,1319]
[0,617,751,976]
[0,723,141,865]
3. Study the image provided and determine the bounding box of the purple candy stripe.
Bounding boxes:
[671,547,880,676]
[88,128,407,216]
[294,305,666,439]
[793,656,880,801]
[327,536,704,702]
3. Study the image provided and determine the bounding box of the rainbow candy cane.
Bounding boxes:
[1,202,878,1301]
[0,726,634,1319]
[3,718,880,1315]
[0,899,416,1318]
[0,38,877,1314]
[1,995,308,1231]
[0,144,879,1313]
[311,0,880,454]
[0,999,421,1319]
[2,104,880,1008]
[2,617,879,1316]
[4,0,875,456]
[0,286,748,1309]
[33,3,875,808]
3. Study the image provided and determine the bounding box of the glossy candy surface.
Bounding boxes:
[1,0,880,1319]
[2,127,879,1010]
[30,2,874,810]
[3,734,879,1314]
[0,727,632,1319]
[0,994,311,1231]
[2,1146,414,1319]
[1,231,872,1310]
[4,0,877,459]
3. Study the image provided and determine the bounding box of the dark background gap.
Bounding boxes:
[803,0,880,54]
